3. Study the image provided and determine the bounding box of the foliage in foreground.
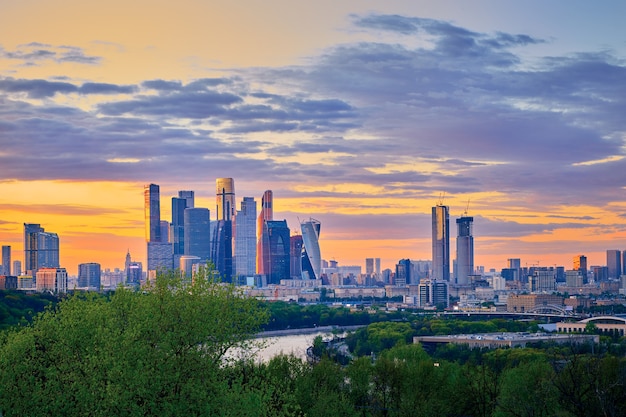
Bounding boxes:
[0,270,268,416]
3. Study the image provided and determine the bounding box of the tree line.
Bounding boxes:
[2,274,626,416]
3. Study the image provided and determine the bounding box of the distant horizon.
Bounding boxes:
[1,1,625,276]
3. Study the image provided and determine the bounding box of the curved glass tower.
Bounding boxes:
[300,218,321,280]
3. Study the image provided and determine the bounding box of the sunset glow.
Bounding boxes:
[1,1,626,275]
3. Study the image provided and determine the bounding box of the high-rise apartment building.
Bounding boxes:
[301,218,321,280]
[216,178,235,221]
[607,250,622,279]
[12,260,21,276]
[455,216,474,285]
[431,205,450,281]
[1,245,10,276]
[24,223,59,274]
[78,262,101,289]
[235,197,257,277]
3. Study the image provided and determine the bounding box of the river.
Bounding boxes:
[233,325,364,362]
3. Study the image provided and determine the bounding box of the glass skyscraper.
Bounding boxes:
[300,218,321,280]
[216,178,235,221]
[455,216,474,285]
[184,208,211,262]
[256,190,273,275]
[431,205,450,281]
[235,197,257,278]
[259,220,290,284]
[144,184,161,243]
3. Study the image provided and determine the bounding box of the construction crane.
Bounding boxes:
[437,192,446,206]
[463,198,471,216]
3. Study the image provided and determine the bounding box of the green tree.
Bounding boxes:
[0,268,269,417]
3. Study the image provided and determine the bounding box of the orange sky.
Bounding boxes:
[1,1,626,275]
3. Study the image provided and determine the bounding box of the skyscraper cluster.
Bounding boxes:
[144,180,321,284]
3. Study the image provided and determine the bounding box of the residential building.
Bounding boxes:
[1,245,10,275]
[24,223,59,274]
[36,267,68,293]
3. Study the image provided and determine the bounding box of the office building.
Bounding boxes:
[258,220,290,284]
[366,258,375,276]
[256,190,273,274]
[214,179,235,282]
[144,184,173,271]
[607,250,622,279]
[301,218,322,280]
[124,251,143,287]
[144,184,161,243]
[24,223,59,274]
[184,208,211,262]
[417,279,449,308]
[290,235,303,278]
[212,219,233,282]
[178,190,195,209]
[1,245,10,276]
[235,197,257,278]
[171,197,188,258]
[36,267,68,293]
[455,216,474,285]
[431,205,450,281]
[216,178,235,221]
[78,262,101,289]
[395,259,412,286]
[147,242,173,272]
[573,255,588,282]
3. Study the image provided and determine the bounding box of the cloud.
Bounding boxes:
[0,14,624,216]
[0,78,136,98]
[78,83,137,95]
[0,78,77,98]
[1,43,101,65]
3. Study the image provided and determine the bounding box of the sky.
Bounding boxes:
[1,0,626,276]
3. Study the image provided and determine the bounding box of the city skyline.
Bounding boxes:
[1,2,626,274]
